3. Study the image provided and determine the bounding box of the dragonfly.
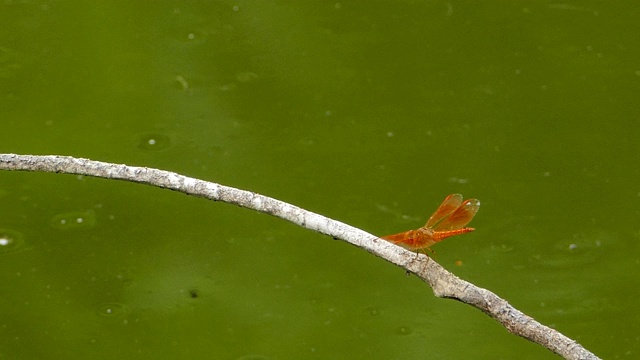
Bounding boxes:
[381,194,480,253]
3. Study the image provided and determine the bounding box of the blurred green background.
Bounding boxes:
[1,1,639,359]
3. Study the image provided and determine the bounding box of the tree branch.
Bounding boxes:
[0,154,599,360]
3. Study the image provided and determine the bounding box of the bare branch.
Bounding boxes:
[0,154,600,360]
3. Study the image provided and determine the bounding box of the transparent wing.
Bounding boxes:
[433,198,480,231]
[425,194,463,228]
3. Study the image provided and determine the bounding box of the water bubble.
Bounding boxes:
[0,229,28,254]
[181,29,208,45]
[395,326,413,335]
[50,210,97,230]
[137,133,171,151]
[96,303,128,320]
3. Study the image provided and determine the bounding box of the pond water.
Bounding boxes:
[1,1,639,359]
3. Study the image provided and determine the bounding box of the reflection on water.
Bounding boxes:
[0,228,29,254]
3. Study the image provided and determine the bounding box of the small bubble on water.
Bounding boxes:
[137,133,171,151]
[97,303,128,319]
[0,229,28,254]
[395,326,413,335]
[50,210,96,230]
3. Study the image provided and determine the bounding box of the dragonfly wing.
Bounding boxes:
[433,198,480,231]
[425,194,463,228]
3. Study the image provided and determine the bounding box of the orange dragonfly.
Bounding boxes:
[381,194,480,253]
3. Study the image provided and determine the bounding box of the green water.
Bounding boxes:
[1,1,639,359]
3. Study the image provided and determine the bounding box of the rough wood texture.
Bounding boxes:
[0,154,600,360]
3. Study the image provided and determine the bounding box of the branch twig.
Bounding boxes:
[0,154,600,360]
